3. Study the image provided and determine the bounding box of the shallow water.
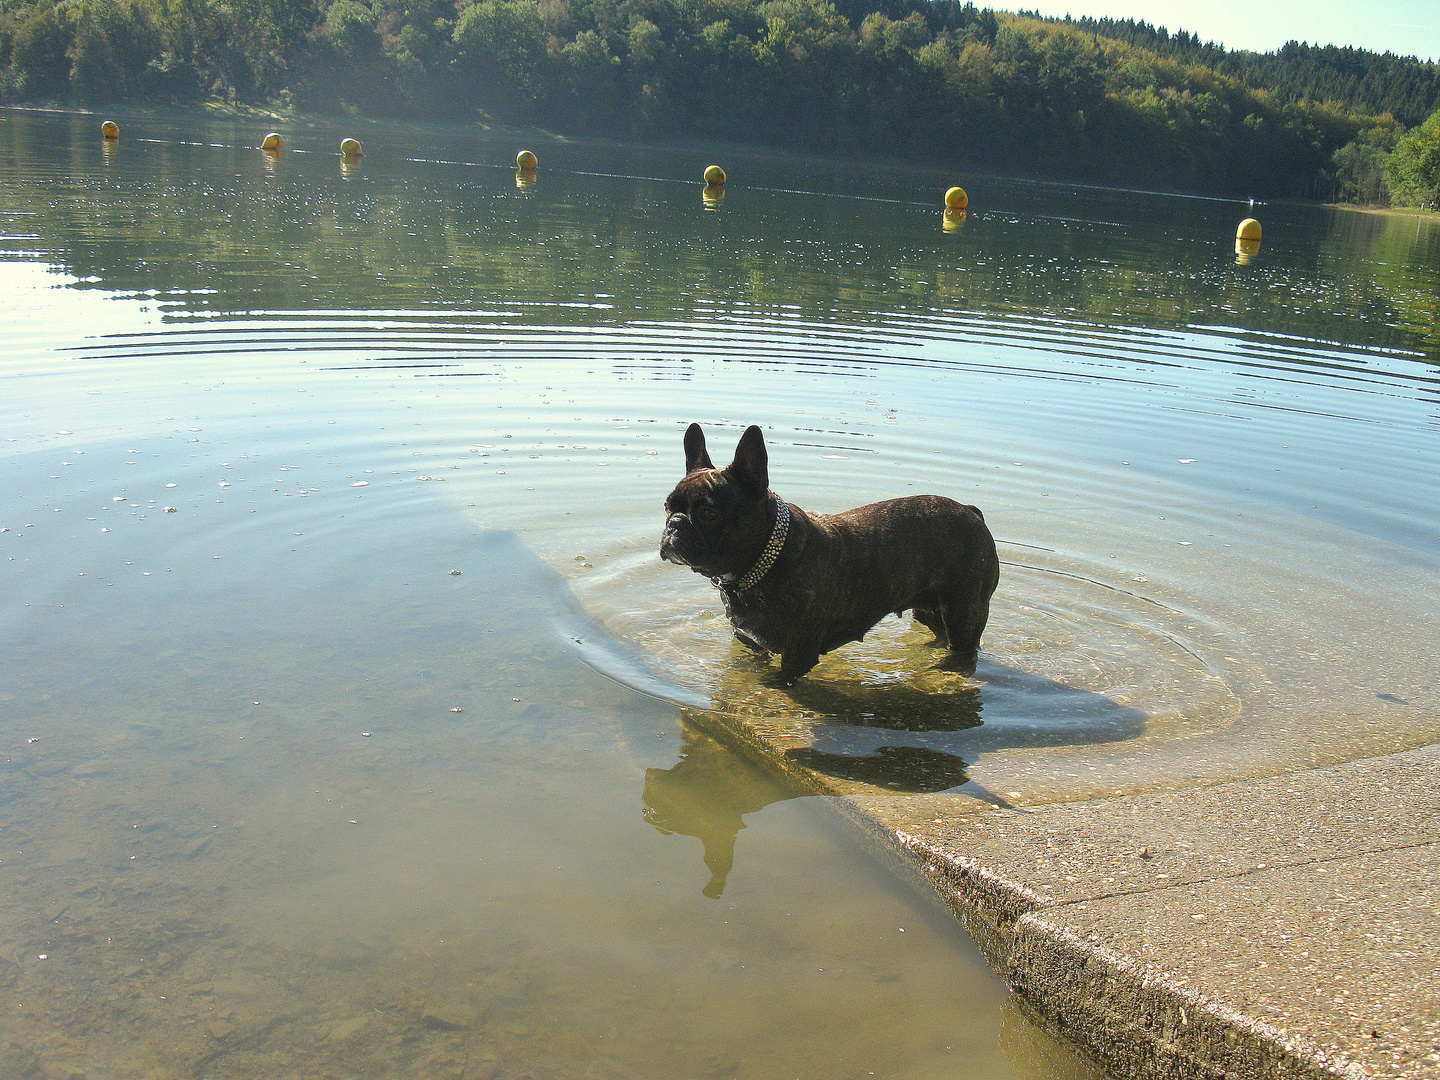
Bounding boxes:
[2,106,1439,1078]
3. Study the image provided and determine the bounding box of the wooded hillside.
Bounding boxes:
[3,0,1437,201]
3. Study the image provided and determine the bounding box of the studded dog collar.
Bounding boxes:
[716,495,790,593]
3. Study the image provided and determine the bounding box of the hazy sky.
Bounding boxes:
[995,0,1440,62]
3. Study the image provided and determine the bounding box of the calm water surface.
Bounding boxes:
[3,107,1439,1079]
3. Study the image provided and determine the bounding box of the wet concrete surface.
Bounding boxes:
[690,712,1440,1080]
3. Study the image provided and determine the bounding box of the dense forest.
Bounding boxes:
[2,0,1439,202]
[1056,18,1440,127]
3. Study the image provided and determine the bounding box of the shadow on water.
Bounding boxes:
[775,662,1148,749]
[722,632,1145,752]
[785,744,975,791]
[761,657,988,732]
[642,665,1146,895]
[565,593,1147,896]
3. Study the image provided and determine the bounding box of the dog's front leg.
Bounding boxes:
[777,642,822,683]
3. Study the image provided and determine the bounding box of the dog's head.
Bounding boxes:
[660,424,774,580]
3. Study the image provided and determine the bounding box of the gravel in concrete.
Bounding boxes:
[880,743,1440,1080]
[693,706,1440,1080]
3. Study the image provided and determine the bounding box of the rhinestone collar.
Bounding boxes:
[717,496,790,593]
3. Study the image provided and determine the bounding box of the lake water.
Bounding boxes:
[2,106,1438,1079]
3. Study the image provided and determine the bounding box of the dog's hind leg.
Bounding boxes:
[937,587,993,675]
[938,534,1000,673]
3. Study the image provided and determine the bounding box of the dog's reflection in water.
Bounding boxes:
[643,724,802,898]
[643,717,975,897]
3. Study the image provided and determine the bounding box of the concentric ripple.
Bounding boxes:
[5,107,1440,1078]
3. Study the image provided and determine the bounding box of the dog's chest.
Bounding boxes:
[718,586,790,650]
[719,579,862,653]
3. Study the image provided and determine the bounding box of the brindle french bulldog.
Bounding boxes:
[660,424,999,682]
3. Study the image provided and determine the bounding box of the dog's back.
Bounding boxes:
[663,424,998,680]
[793,495,997,657]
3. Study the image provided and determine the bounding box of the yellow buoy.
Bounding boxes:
[945,186,968,210]
[703,164,726,186]
[340,137,364,158]
[101,120,119,140]
[516,149,538,171]
[1236,218,1262,240]
[261,132,283,151]
[1235,237,1261,265]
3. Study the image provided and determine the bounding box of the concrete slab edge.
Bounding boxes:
[889,830,1370,1080]
[680,707,1370,1079]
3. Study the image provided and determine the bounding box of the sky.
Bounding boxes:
[994,0,1440,62]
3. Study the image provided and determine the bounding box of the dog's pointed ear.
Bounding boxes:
[683,423,714,474]
[727,425,769,494]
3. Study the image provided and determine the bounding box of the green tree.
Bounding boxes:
[227,0,319,95]
[627,16,661,65]
[1386,108,1440,205]
[756,0,849,64]
[453,0,544,71]
[67,0,163,98]
[9,3,71,97]
[1331,121,1399,205]
[324,0,381,57]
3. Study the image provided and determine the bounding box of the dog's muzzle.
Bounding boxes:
[660,516,704,568]
[659,524,690,566]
